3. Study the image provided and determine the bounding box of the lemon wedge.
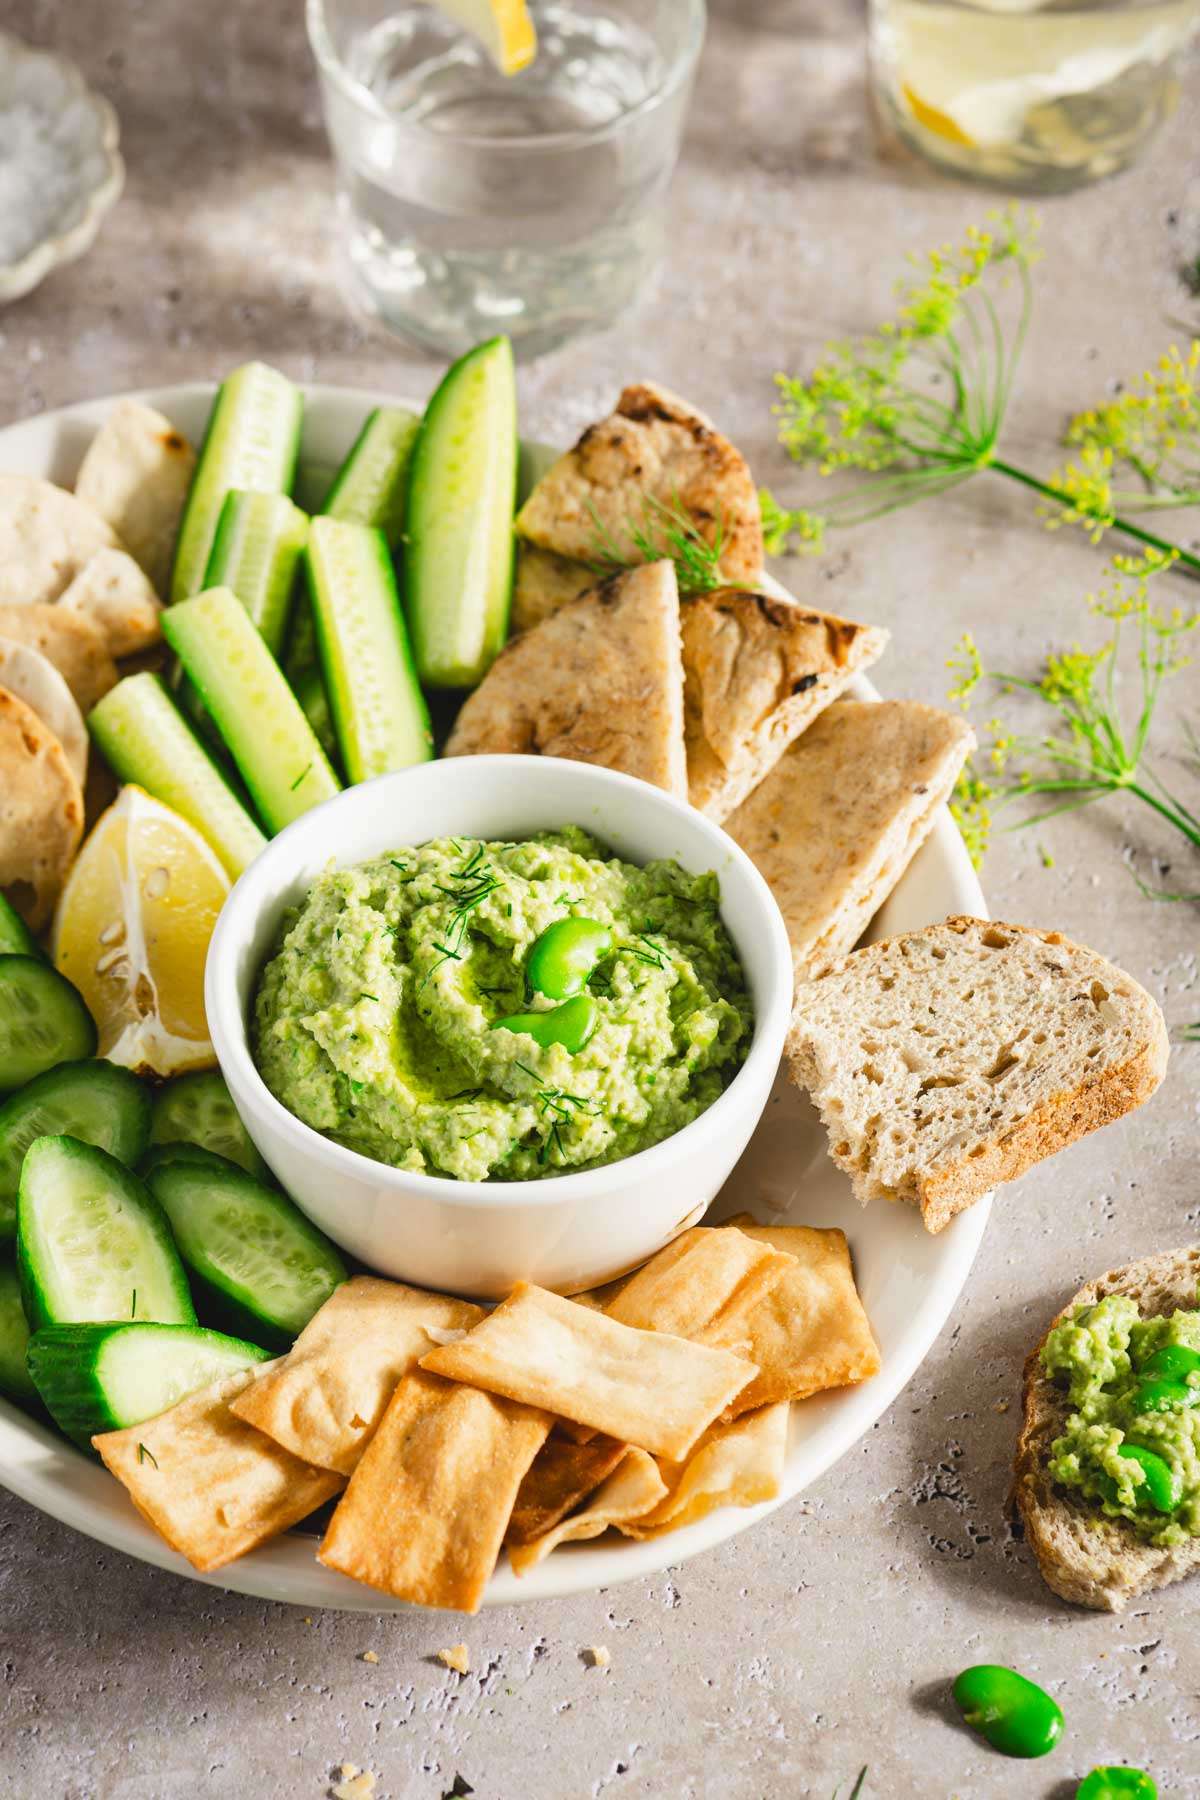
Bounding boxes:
[901,81,975,147]
[52,785,230,1076]
[433,0,536,74]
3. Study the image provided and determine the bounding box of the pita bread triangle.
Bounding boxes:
[445,562,688,797]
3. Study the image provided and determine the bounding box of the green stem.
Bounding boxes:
[1127,781,1200,850]
[988,459,1200,575]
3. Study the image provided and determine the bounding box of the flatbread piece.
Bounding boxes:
[506,1433,630,1549]
[509,1448,667,1574]
[0,474,120,607]
[0,686,85,929]
[59,547,163,658]
[0,639,88,787]
[74,398,196,594]
[0,604,118,715]
[618,1401,790,1538]
[511,542,594,634]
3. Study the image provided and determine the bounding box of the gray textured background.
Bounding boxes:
[2,2,1198,1796]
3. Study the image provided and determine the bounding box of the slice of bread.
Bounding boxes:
[788,915,1169,1233]
[1015,1246,1200,1611]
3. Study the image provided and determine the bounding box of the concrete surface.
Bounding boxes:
[2,2,1199,1796]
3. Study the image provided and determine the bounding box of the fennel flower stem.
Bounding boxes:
[988,457,1200,576]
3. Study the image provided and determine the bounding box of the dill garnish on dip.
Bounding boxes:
[252,829,751,1180]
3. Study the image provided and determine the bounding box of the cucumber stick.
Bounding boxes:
[306,518,432,782]
[0,1259,35,1406]
[88,673,266,878]
[0,893,39,959]
[0,957,96,1096]
[0,1060,151,1240]
[150,1071,266,1179]
[26,1321,268,1446]
[162,588,340,833]
[17,1136,195,1332]
[322,406,421,549]
[144,1151,346,1347]
[202,489,310,657]
[171,362,303,602]
[292,664,341,769]
[405,336,518,688]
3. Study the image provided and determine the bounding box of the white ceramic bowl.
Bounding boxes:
[206,754,794,1298]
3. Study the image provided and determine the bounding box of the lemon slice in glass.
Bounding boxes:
[432,0,537,74]
[52,784,230,1076]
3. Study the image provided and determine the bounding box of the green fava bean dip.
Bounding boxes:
[253,829,752,1181]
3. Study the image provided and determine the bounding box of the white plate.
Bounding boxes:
[0,383,990,1612]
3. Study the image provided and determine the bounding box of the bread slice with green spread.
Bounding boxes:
[788,916,1169,1232]
[1015,1247,1200,1611]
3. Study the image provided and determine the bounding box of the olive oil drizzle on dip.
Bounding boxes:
[253,829,751,1181]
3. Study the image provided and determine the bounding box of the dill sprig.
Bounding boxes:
[421,844,502,988]
[763,209,1200,576]
[586,493,725,595]
[948,549,1199,889]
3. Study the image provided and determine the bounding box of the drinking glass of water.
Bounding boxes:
[307,0,706,357]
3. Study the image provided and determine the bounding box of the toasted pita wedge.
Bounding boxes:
[509,1448,667,1574]
[682,591,889,821]
[74,399,196,594]
[445,563,688,798]
[618,1401,790,1538]
[0,686,85,929]
[229,1276,484,1475]
[0,475,121,607]
[317,1370,550,1612]
[0,640,88,788]
[718,1215,881,1413]
[511,542,594,634]
[59,548,163,658]
[506,1434,630,1549]
[420,1282,756,1461]
[724,701,975,979]
[93,1364,344,1573]
[515,382,763,585]
[0,605,118,715]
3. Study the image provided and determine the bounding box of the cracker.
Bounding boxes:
[229,1276,484,1476]
[419,1282,757,1461]
[93,1364,343,1572]
[619,1401,790,1538]
[317,1370,550,1613]
[605,1225,795,1348]
[506,1433,630,1548]
[0,685,85,930]
[716,1216,881,1413]
[509,1448,667,1574]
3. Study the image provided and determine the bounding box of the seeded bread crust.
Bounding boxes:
[788,916,1169,1233]
[1014,1247,1200,1611]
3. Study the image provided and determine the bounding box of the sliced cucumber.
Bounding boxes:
[27,1320,269,1447]
[138,1140,229,1180]
[144,1151,346,1347]
[0,957,96,1097]
[306,518,433,782]
[0,1060,151,1241]
[163,588,341,833]
[405,336,518,688]
[283,591,319,682]
[17,1136,195,1331]
[321,406,421,549]
[0,1258,36,1406]
[171,362,303,602]
[203,489,310,657]
[292,663,342,770]
[150,1071,267,1180]
[88,673,267,878]
[0,892,39,959]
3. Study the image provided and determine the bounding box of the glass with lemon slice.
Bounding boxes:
[870,0,1198,192]
[307,0,705,356]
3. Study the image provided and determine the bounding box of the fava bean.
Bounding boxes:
[1131,1376,1197,1415]
[1076,1767,1157,1800]
[526,917,613,1000]
[1140,1343,1200,1383]
[951,1664,1063,1759]
[1114,1443,1181,1513]
[493,994,598,1054]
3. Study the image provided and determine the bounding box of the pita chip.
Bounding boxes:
[93,1364,344,1573]
[515,381,763,585]
[724,701,975,979]
[506,1433,630,1549]
[509,1448,667,1574]
[229,1276,484,1475]
[682,590,888,821]
[511,542,594,634]
[420,1282,756,1461]
[445,563,688,798]
[0,475,121,607]
[59,547,163,658]
[604,1225,795,1347]
[317,1370,550,1613]
[74,398,197,594]
[618,1401,790,1538]
[0,687,84,929]
[0,639,88,787]
[718,1215,881,1413]
[0,605,118,715]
